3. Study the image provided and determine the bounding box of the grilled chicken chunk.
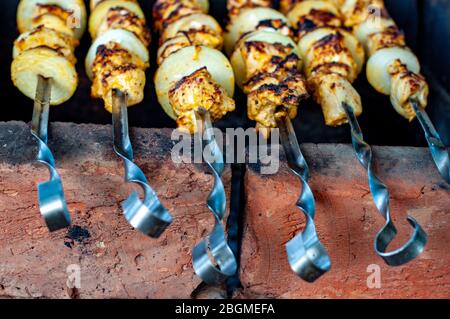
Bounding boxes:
[238,39,308,129]
[157,27,223,65]
[154,0,236,132]
[225,2,310,135]
[87,0,150,111]
[169,67,235,133]
[96,6,151,47]
[285,0,364,126]
[91,42,147,112]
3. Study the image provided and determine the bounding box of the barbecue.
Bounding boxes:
[153,0,238,285]
[224,0,331,282]
[278,0,428,267]
[86,0,172,237]
[0,0,448,298]
[11,0,87,231]
[334,0,449,184]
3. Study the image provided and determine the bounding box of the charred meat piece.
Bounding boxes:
[91,42,147,112]
[169,67,236,133]
[97,6,151,47]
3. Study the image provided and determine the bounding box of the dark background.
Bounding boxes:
[0,0,448,146]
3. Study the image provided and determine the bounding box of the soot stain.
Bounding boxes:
[64,225,91,249]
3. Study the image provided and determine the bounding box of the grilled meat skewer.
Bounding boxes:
[154,0,238,285]
[318,0,448,183]
[281,0,428,266]
[86,0,150,112]
[13,0,86,104]
[154,0,236,133]
[226,1,309,135]
[280,0,364,126]
[226,0,331,282]
[11,0,87,231]
[86,0,173,238]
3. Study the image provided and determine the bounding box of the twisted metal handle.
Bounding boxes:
[31,75,71,232]
[343,102,427,266]
[112,89,172,238]
[277,116,331,282]
[411,99,450,184]
[192,109,237,285]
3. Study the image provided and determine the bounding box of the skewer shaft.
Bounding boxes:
[112,89,133,162]
[31,75,71,231]
[32,76,51,144]
[276,115,330,282]
[192,109,237,285]
[411,100,450,184]
[343,102,427,266]
[111,89,172,238]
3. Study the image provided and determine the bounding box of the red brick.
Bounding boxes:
[239,144,450,299]
[0,122,230,298]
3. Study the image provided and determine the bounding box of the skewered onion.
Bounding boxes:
[12,47,77,105]
[224,7,289,54]
[230,30,300,88]
[155,45,235,120]
[85,28,149,79]
[366,47,420,95]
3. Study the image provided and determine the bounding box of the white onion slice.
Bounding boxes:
[85,29,149,79]
[231,30,300,88]
[366,47,420,95]
[341,29,365,74]
[340,0,357,17]
[12,47,78,105]
[17,0,87,39]
[155,46,235,120]
[224,7,288,55]
[298,27,364,75]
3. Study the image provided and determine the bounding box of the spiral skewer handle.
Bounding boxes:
[31,75,71,232]
[343,102,427,266]
[192,109,237,285]
[410,100,450,184]
[277,116,331,282]
[112,89,172,238]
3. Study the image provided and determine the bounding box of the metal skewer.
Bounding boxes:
[410,99,450,184]
[342,102,428,266]
[31,75,71,232]
[276,115,331,282]
[192,108,237,285]
[111,89,172,238]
